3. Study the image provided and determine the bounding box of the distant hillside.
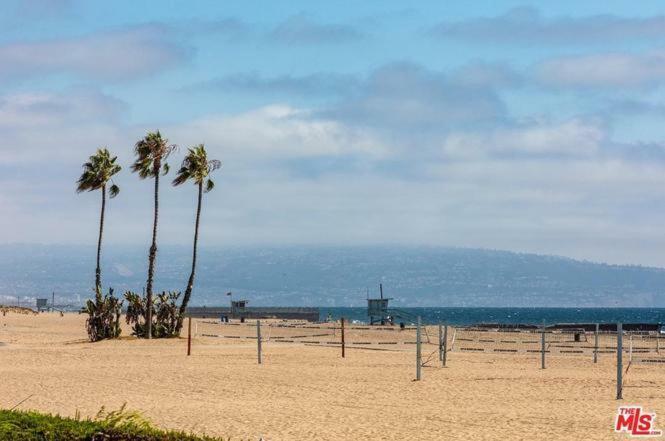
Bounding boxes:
[0,245,664,307]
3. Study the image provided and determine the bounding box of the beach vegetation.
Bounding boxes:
[0,405,229,441]
[130,131,176,339]
[125,290,182,338]
[76,148,123,342]
[172,144,221,333]
[84,287,122,342]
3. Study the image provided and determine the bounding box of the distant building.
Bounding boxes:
[367,283,392,325]
[36,298,48,312]
[230,300,248,318]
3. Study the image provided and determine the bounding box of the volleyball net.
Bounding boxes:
[193,319,435,352]
[192,319,664,365]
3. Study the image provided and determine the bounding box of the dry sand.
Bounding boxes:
[1,312,664,440]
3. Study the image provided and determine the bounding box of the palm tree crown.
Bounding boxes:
[131,131,176,178]
[76,148,121,196]
[172,144,221,191]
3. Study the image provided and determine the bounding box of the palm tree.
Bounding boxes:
[173,144,221,332]
[76,148,121,297]
[131,131,175,339]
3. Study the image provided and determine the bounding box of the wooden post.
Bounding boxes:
[617,323,623,400]
[416,316,422,381]
[187,316,192,356]
[257,320,262,364]
[541,320,546,369]
[657,335,660,354]
[442,325,448,367]
[438,324,443,362]
[341,317,345,358]
[629,334,633,363]
[594,323,599,364]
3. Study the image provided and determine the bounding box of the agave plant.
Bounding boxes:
[125,290,181,338]
[153,291,182,338]
[124,290,151,338]
[84,288,122,342]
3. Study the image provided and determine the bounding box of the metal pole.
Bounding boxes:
[416,316,422,381]
[540,323,545,369]
[438,324,443,362]
[617,322,623,400]
[594,323,599,364]
[257,320,262,364]
[187,316,192,356]
[341,317,345,358]
[443,325,448,367]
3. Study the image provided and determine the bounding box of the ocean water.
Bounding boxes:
[318,307,665,326]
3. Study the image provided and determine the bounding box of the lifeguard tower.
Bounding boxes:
[230,299,248,320]
[36,298,48,312]
[367,284,392,325]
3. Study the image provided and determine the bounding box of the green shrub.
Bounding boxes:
[0,405,229,441]
[125,290,182,338]
[84,288,122,342]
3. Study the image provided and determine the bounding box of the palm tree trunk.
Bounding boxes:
[178,181,203,332]
[95,185,106,300]
[146,161,160,339]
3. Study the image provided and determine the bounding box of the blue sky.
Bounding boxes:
[3,0,665,266]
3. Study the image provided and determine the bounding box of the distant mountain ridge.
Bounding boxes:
[0,244,664,307]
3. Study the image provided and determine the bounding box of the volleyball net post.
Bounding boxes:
[187,316,192,356]
[341,317,345,358]
[617,322,623,400]
[416,316,422,381]
[541,320,546,369]
[438,324,443,363]
[257,320,262,365]
[593,323,599,364]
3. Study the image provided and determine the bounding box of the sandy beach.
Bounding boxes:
[1,312,664,440]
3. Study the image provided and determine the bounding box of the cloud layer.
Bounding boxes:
[0,25,191,81]
[3,4,665,268]
[432,6,665,44]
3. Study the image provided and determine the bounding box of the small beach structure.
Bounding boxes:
[231,299,248,320]
[368,284,392,325]
[36,298,48,312]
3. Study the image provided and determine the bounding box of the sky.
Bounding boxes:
[3,0,665,266]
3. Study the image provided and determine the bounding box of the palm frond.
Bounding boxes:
[76,148,122,194]
[131,131,176,179]
[171,143,221,190]
[108,184,120,198]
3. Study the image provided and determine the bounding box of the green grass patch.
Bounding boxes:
[0,405,231,441]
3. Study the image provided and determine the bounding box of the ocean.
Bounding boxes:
[318,307,665,326]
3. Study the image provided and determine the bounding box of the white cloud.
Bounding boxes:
[536,50,665,88]
[325,63,504,130]
[169,105,390,160]
[0,25,191,81]
[432,7,665,44]
[0,89,129,163]
[442,119,605,159]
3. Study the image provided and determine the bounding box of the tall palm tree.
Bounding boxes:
[76,148,121,297]
[131,131,175,338]
[173,145,220,331]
